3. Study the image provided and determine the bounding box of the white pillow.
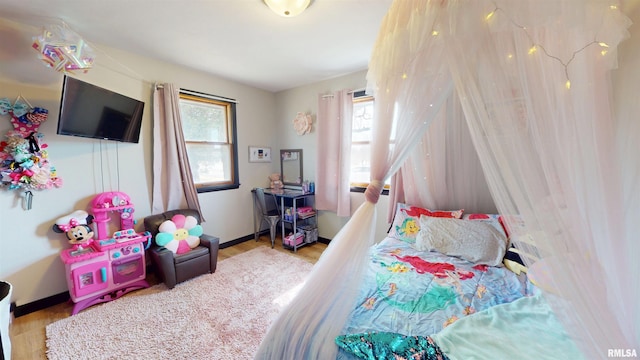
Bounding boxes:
[415,216,508,266]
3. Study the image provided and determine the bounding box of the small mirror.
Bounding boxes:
[280,149,303,186]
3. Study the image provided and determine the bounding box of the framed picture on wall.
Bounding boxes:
[249,146,272,163]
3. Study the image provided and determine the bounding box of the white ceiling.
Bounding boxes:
[0,0,393,92]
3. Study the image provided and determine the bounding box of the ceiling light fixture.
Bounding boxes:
[263,0,313,17]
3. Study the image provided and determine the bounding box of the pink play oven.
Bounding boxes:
[60,192,150,315]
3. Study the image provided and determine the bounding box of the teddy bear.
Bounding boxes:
[269,173,284,190]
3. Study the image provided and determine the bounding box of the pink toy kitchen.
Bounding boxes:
[54,191,151,315]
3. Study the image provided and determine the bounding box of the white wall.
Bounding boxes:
[274,72,392,241]
[0,17,278,306]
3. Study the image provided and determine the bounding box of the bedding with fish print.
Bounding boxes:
[337,236,530,359]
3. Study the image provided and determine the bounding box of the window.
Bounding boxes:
[349,91,390,193]
[178,90,239,192]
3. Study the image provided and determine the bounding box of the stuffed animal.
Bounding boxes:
[269,173,284,189]
[155,214,203,255]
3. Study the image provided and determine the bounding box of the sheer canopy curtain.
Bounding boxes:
[388,87,498,222]
[255,4,453,358]
[444,0,637,356]
[259,0,637,358]
[152,83,203,219]
[315,90,352,217]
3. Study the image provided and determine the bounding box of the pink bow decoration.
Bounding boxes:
[49,177,63,188]
[57,218,78,232]
[9,172,23,182]
[55,210,89,232]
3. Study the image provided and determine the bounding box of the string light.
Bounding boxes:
[431,30,439,36]
[486,3,618,91]
[485,10,495,21]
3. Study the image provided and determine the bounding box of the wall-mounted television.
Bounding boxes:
[57,76,145,143]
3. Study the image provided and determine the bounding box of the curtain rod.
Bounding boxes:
[155,84,238,104]
[180,88,238,103]
[321,88,368,99]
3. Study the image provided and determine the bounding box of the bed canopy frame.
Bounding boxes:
[257,0,638,358]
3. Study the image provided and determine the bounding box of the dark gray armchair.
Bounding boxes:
[144,209,219,289]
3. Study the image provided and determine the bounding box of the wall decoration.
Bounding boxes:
[249,146,272,163]
[1,96,63,208]
[293,112,313,135]
[31,24,95,74]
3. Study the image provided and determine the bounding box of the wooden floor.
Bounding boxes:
[8,235,327,360]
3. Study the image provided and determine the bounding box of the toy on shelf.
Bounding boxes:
[54,191,151,315]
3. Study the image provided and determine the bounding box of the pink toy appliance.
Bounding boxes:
[57,191,151,315]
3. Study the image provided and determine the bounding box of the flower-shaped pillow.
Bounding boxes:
[155,214,202,255]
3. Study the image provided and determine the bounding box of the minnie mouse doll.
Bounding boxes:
[52,210,95,251]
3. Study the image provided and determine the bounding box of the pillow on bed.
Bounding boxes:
[462,213,508,238]
[415,216,508,266]
[335,332,449,360]
[388,203,463,243]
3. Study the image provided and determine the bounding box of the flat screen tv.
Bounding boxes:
[57,76,145,143]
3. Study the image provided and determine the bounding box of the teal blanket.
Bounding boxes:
[431,293,583,360]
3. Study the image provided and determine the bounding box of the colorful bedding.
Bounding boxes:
[337,236,530,359]
[431,293,583,360]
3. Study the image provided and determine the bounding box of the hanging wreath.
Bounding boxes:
[0,96,63,191]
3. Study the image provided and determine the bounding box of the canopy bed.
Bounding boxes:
[256,0,638,359]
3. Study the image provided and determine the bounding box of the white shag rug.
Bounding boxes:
[46,246,313,360]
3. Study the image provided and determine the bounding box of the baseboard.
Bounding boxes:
[13,292,70,318]
[13,233,331,317]
[219,234,255,249]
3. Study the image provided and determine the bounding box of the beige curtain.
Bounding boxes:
[152,83,203,220]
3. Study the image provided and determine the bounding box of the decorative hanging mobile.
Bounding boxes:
[31,23,95,74]
[0,95,63,209]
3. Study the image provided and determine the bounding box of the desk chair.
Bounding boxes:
[255,188,281,248]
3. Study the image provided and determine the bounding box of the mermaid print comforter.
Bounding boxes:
[338,236,529,355]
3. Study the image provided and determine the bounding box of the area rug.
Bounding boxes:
[46,247,314,360]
